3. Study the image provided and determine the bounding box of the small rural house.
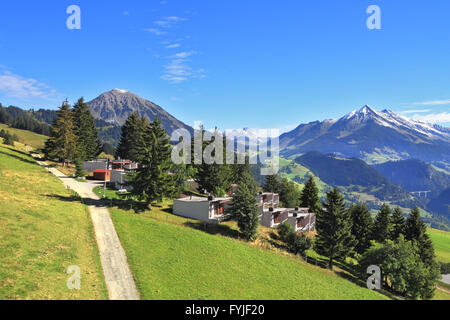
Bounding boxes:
[173,196,232,223]
[84,159,109,172]
[261,207,315,232]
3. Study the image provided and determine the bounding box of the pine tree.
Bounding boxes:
[314,187,355,269]
[75,158,85,178]
[228,173,260,241]
[2,131,15,146]
[390,206,405,240]
[263,174,280,193]
[193,129,232,195]
[405,207,436,267]
[128,116,174,207]
[72,98,101,160]
[279,178,301,208]
[372,204,392,243]
[300,175,321,213]
[116,112,148,162]
[44,101,78,165]
[349,202,373,255]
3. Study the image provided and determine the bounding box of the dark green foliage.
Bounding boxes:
[0,105,51,136]
[102,142,115,156]
[233,158,258,196]
[128,116,175,206]
[72,98,102,161]
[277,222,294,243]
[405,207,436,267]
[286,232,311,255]
[440,263,450,274]
[193,129,232,195]
[372,204,392,243]
[359,236,440,300]
[390,206,405,240]
[0,129,16,146]
[314,188,355,269]
[279,178,301,208]
[227,173,260,241]
[116,112,148,162]
[44,102,78,165]
[427,188,450,220]
[349,203,373,255]
[75,159,85,178]
[299,175,321,213]
[264,174,280,193]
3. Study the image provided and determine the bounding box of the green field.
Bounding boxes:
[0,123,48,150]
[0,143,107,299]
[428,228,450,264]
[110,205,388,300]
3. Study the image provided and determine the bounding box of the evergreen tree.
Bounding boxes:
[227,173,260,241]
[75,158,85,178]
[349,202,373,255]
[405,207,436,267]
[314,187,355,269]
[299,175,321,213]
[279,178,301,208]
[1,130,15,146]
[193,129,232,196]
[390,206,405,240]
[128,116,175,207]
[72,98,101,160]
[372,204,392,243]
[264,174,280,193]
[233,157,258,196]
[44,101,78,165]
[116,112,148,162]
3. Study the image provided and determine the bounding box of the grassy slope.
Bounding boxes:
[0,144,107,299]
[0,123,47,150]
[428,228,450,264]
[110,205,387,300]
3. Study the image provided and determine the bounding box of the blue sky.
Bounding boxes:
[0,0,449,131]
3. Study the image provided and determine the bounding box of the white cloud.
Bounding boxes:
[410,99,450,106]
[171,51,196,59]
[144,28,167,36]
[0,71,59,101]
[399,109,432,114]
[165,43,181,49]
[409,112,450,124]
[154,16,186,28]
[123,11,130,16]
[161,51,205,83]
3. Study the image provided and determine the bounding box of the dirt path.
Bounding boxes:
[33,155,140,300]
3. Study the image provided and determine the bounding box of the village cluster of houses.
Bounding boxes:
[173,192,316,233]
[84,160,316,233]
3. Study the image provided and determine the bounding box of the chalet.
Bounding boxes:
[261,206,316,232]
[111,160,139,170]
[173,196,232,223]
[261,207,289,228]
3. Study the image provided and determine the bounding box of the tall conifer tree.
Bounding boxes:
[44,101,78,165]
[129,116,174,206]
[314,187,355,269]
[349,202,373,255]
[372,204,392,243]
[72,97,101,160]
[390,206,405,240]
[300,175,321,213]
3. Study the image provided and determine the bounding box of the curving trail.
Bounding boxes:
[33,154,140,300]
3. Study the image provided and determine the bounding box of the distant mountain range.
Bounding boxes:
[293,151,422,209]
[87,89,193,137]
[279,105,450,165]
[372,159,450,200]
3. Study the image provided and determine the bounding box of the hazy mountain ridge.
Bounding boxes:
[372,159,450,200]
[294,151,423,209]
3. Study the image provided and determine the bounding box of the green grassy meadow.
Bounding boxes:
[110,204,388,300]
[0,123,48,150]
[0,143,107,299]
[428,228,450,264]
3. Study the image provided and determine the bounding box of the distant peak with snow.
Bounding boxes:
[111,88,129,94]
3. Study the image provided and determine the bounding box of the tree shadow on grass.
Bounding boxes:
[183,221,241,239]
[0,150,37,165]
[44,194,109,208]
